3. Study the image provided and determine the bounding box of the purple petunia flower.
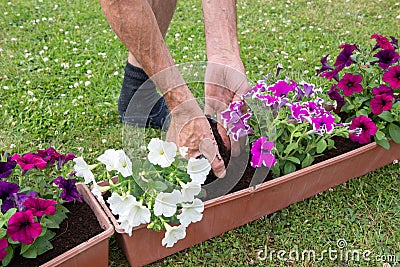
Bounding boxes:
[334,44,359,68]
[221,101,245,124]
[370,94,394,115]
[337,73,363,96]
[7,210,42,244]
[250,136,276,168]
[57,152,76,170]
[221,101,253,141]
[372,84,394,97]
[243,81,266,99]
[24,198,57,217]
[228,113,253,141]
[13,191,38,211]
[382,65,400,89]
[0,160,16,179]
[371,49,399,69]
[36,147,61,165]
[349,115,377,144]
[320,66,341,82]
[316,55,334,76]
[371,33,395,51]
[311,113,336,135]
[0,238,8,261]
[390,36,398,49]
[11,153,47,171]
[0,181,19,212]
[54,176,83,202]
[328,85,345,107]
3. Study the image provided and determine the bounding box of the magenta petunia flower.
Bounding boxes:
[372,84,394,97]
[337,73,363,96]
[54,176,83,202]
[382,65,400,89]
[11,153,47,171]
[349,115,377,144]
[267,80,295,97]
[0,238,8,261]
[290,103,310,122]
[311,113,336,135]
[7,210,42,244]
[334,44,359,67]
[371,33,395,50]
[328,85,345,107]
[372,49,399,69]
[24,198,57,217]
[250,136,276,168]
[370,94,394,115]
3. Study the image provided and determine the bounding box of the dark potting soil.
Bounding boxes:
[204,117,366,193]
[8,200,103,267]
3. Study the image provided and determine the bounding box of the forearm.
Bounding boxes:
[99,0,194,110]
[201,0,241,62]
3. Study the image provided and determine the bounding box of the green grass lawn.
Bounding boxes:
[1,0,399,266]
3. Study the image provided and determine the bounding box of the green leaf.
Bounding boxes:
[375,138,390,150]
[36,230,56,255]
[284,142,298,154]
[20,243,35,256]
[327,139,335,147]
[378,111,393,122]
[286,156,301,164]
[388,123,400,143]
[283,161,296,175]
[355,109,369,117]
[316,139,327,154]
[153,181,168,192]
[2,246,14,266]
[375,130,385,141]
[44,204,68,229]
[302,153,314,168]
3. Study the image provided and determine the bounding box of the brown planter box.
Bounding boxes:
[40,183,114,267]
[100,141,400,267]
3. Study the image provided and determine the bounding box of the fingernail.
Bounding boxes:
[216,169,226,178]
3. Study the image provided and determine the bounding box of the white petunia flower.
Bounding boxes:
[91,183,105,204]
[97,149,118,171]
[178,146,188,158]
[73,156,95,184]
[186,158,211,184]
[147,138,177,168]
[177,198,204,227]
[180,181,201,202]
[97,149,132,177]
[107,192,151,236]
[162,224,186,248]
[153,190,182,217]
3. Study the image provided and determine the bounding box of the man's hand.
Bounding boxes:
[166,97,226,178]
[204,60,250,156]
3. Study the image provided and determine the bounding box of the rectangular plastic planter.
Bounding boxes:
[100,141,400,267]
[41,183,114,267]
